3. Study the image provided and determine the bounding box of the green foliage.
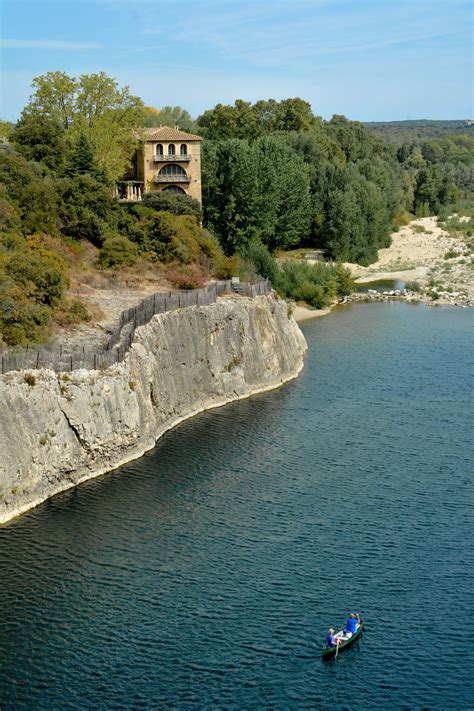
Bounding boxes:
[239,241,278,282]
[142,105,197,133]
[64,132,108,182]
[5,249,68,305]
[54,298,91,326]
[142,191,202,221]
[275,260,354,308]
[0,275,51,345]
[11,113,66,171]
[444,249,461,260]
[99,236,138,268]
[22,71,144,181]
[0,150,60,235]
[144,212,222,267]
[365,120,474,143]
[405,281,422,292]
[59,174,119,245]
[197,98,316,139]
[202,136,312,254]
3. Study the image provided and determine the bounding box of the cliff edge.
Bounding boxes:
[0,294,307,524]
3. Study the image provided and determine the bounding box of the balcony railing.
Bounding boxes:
[154,153,191,162]
[154,174,190,183]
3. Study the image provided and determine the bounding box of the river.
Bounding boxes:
[0,303,473,710]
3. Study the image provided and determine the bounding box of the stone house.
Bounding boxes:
[115,126,202,203]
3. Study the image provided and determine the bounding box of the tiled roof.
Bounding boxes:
[140,126,203,142]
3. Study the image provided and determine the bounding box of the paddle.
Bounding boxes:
[335,638,340,659]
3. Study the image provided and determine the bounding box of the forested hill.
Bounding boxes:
[365,120,473,143]
[1,73,473,346]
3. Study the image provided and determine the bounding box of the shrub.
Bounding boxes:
[444,249,461,260]
[145,212,223,270]
[293,281,328,308]
[142,191,202,222]
[54,298,91,326]
[166,263,206,289]
[274,259,353,306]
[99,236,138,268]
[24,373,36,386]
[405,281,422,292]
[5,249,68,305]
[214,254,241,279]
[239,241,278,283]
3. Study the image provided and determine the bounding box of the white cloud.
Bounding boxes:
[1,39,102,50]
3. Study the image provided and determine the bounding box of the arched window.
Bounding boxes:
[162,185,186,194]
[157,164,188,180]
[156,143,163,156]
[180,144,188,156]
[168,144,175,156]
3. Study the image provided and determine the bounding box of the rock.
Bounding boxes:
[0,295,307,524]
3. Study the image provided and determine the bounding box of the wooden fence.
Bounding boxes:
[0,280,271,374]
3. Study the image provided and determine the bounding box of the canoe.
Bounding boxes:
[321,619,364,659]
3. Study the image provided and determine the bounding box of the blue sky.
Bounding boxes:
[1,0,472,122]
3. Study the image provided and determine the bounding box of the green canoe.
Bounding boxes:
[322,619,364,659]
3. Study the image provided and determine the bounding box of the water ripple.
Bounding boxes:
[0,304,473,710]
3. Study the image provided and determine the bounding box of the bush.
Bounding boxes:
[444,249,461,260]
[142,191,202,222]
[0,279,51,344]
[145,212,224,270]
[275,259,353,307]
[99,236,138,268]
[5,249,68,305]
[239,241,278,283]
[293,281,328,308]
[405,281,422,292]
[54,298,91,327]
[214,254,241,279]
[166,263,207,289]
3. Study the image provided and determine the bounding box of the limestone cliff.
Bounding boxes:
[0,295,307,524]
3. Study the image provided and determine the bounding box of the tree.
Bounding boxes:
[201,136,312,254]
[10,113,66,172]
[26,71,78,129]
[64,132,107,182]
[197,98,316,140]
[22,71,144,181]
[142,105,197,133]
[0,150,60,235]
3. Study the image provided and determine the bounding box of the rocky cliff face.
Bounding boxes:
[0,295,307,524]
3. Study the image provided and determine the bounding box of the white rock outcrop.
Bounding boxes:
[0,295,307,524]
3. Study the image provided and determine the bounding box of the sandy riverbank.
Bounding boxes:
[293,215,473,319]
[346,216,474,302]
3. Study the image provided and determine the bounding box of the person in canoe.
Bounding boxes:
[344,612,361,638]
[326,628,341,649]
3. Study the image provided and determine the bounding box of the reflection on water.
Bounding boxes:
[0,303,473,709]
[355,278,406,292]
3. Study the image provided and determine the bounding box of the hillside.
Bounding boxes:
[365,119,473,143]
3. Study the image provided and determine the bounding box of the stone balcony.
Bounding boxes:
[154,174,190,183]
[153,153,191,162]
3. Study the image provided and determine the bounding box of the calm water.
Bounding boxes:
[1,303,473,710]
[355,279,406,293]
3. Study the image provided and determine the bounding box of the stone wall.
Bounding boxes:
[0,295,307,524]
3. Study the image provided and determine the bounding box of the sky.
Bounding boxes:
[0,0,472,122]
